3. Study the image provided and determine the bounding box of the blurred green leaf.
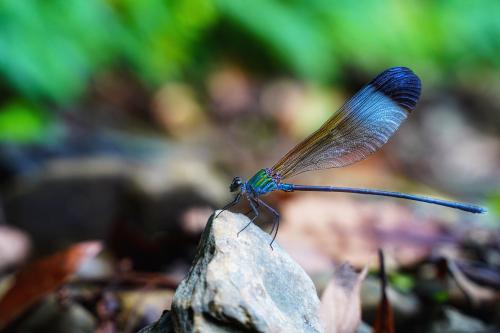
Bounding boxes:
[0,0,120,102]
[486,192,500,221]
[112,0,217,83]
[0,0,217,102]
[0,0,499,103]
[389,273,415,292]
[433,290,449,303]
[0,102,49,142]
[217,0,335,80]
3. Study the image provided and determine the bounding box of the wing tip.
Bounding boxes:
[369,67,422,112]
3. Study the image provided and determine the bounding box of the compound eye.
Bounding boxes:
[230,177,242,192]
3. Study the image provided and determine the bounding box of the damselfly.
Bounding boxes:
[218,67,486,246]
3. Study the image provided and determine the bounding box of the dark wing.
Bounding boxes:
[270,67,421,180]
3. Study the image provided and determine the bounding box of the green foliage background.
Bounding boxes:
[1,0,499,104]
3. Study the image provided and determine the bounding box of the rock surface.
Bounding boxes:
[141,211,324,333]
[138,311,174,333]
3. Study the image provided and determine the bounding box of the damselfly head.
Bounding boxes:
[230,176,243,192]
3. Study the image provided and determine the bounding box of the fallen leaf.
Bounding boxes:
[0,225,30,271]
[318,262,368,333]
[446,258,500,304]
[373,296,394,333]
[279,196,444,270]
[455,261,500,290]
[373,250,394,333]
[0,241,102,329]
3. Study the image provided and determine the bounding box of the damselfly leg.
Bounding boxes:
[256,198,280,249]
[215,193,241,218]
[237,195,260,237]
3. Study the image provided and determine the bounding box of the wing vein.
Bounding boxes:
[270,67,421,180]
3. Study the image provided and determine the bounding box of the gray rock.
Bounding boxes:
[168,211,324,333]
[138,311,174,333]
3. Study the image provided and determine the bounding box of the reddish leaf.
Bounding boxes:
[373,296,394,333]
[0,241,102,329]
[373,249,394,333]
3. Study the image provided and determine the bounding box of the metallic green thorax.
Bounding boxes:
[246,169,278,196]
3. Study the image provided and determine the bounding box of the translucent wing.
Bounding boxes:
[270,67,421,180]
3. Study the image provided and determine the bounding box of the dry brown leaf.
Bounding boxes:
[0,241,102,329]
[373,296,394,333]
[373,250,394,333]
[446,259,500,304]
[278,196,443,269]
[318,263,368,333]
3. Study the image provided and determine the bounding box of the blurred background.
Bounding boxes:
[0,1,499,332]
